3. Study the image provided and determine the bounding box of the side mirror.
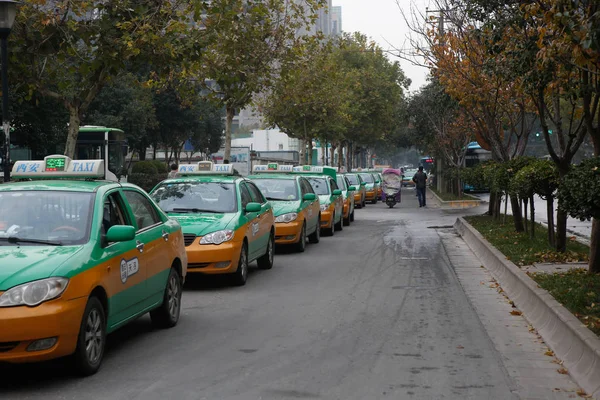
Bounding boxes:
[106,225,136,242]
[348,186,356,191]
[360,182,367,186]
[333,189,342,196]
[303,193,316,201]
[245,202,261,213]
[375,180,381,184]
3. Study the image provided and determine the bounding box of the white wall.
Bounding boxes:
[232,129,300,152]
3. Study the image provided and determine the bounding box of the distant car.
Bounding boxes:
[336,174,356,226]
[357,172,379,204]
[402,169,418,187]
[344,173,367,208]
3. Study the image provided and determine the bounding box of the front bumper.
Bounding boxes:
[320,210,334,229]
[185,237,244,275]
[0,296,87,363]
[365,190,376,201]
[343,199,350,218]
[353,192,362,203]
[274,220,303,244]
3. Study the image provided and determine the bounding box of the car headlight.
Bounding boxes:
[275,213,298,223]
[200,230,234,245]
[320,203,330,211]
[0,277,69,307]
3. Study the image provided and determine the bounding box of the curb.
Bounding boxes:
[454,217,600,399]
[430,189,482,209]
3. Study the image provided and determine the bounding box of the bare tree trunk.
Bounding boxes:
[307,143,313,165]
[547,196,556,247]
[589,218,600,274]
[522,198,528,233]
[224,106,235,162]
[337,142,343,169]
[511,194,525,232]
[346,142,352,171]
[330,143,336,166]
[530,194,535,239]
[64,107,81,158]
[299,139,305,164]
[503,194,509,224]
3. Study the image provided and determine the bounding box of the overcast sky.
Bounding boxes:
[334,0,432,94]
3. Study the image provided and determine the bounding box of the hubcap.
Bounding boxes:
[167,274,180,318]
[84,309,103,364]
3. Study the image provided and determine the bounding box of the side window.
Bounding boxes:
[123,190,161,230]
[102,192,128,236]
[246,182,266,204]
[330,179,339,192]
[240,184,252,208]
[300,178,314,195]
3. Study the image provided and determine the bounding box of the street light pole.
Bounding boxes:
[0,0,17,183]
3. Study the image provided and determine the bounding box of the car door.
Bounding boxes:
[99,190,148,328]
[245,181,272,258]
[122,189,169,307]
[300,178,319,233]
[329,178,343,221]
[239,183,261,260]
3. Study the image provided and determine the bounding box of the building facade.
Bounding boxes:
[331,6,342,36]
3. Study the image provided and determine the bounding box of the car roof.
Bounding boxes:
[158,175,241,184]
[0,179,118,193]
[247,174,298,180]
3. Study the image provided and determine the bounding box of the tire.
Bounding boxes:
[72,296,106,376]
[343,213,350,226]
[335,212,343,231]
[231,242,248,286]
[349,209,355,222]
[257,233,274,270]
[294,223,306,252]
[323,214,335,236]
[150,267,182,329]
[362,196,366,208]
[308,217,321,244]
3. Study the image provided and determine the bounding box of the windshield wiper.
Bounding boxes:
[1,237,63,246]
[167,208,219,213]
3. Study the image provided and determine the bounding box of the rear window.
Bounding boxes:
[306,177,330,195]
[151,181,237,213]
[359,173,374,183]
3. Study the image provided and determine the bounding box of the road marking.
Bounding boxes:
[398,257,429,260]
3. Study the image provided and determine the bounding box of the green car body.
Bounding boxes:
[0,179,187,372]
[248,173,321,250]
[150,174,276,285]
[336,174,356,225]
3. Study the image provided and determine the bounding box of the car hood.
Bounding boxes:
[0,245,85,291]
[364,183,375,189]
[271,201,301,217]
[168,213,238,236]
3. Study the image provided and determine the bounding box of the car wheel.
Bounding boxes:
[349,209,355,222]
[343,212,350,226]
[335,212,343,231]
[257,233,274,270]
[72,296,106,376]
[308,217,321,244]
[294,223,306,252]
[150,267,182,329]
[324,213,335,236]
[231,242,248,286]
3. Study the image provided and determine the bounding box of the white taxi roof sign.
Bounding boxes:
[11,155,105,179]
[252,164,294,173]
[178,162,234,175]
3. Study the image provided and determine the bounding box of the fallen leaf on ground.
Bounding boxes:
[576,388,590,398]
[557,368,568,374]
[510,310,522,316]
[456,345,464,349]
[545,350,555,356]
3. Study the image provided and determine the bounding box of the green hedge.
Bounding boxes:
[128,172,166,192]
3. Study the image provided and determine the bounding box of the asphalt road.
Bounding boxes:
[1,189,518,400]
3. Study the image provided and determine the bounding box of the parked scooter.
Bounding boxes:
[381,168,402,208]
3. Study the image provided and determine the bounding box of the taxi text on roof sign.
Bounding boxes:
[178,161,234,175]
[11,155,105,179]
[252,164,294,173]
[292,165,337,180]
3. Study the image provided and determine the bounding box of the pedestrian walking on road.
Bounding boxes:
[413,166,427,207]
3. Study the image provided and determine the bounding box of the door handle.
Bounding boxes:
[162,230,169,241]
[136,240,145,253]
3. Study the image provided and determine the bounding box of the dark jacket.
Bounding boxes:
[413,171,427,189]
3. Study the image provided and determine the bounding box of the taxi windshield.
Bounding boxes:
[306,177,330,195]
[345,174,359,185]
[152,181,237,213]
[336,176,347,190]
[253,179,298,201]
[0,191,94,245]
[359,173,374,183]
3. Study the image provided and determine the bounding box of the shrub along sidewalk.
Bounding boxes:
[430,186,479,202]
[465,215,599,337]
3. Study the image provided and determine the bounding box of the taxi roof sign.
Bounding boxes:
[11,155,105,179]
[292,165,337,180]
[252,164,294,173]
[178,162,234,175]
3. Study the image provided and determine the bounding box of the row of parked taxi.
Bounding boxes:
[0,156,383,376]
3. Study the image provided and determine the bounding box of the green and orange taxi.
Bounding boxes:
[0,155,187,375]
[150,162,275,286]
[293,166,344,236]
[355,169,379,204]
[344,172,367,208]
[335,173,356,226]
[248,164,321,252]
